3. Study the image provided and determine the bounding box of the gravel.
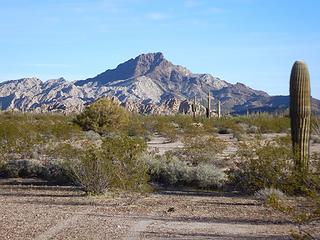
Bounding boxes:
[0,178,312,240]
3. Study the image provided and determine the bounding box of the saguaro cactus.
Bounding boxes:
[289,61,311,172]
[217,100,221,118]
[206,92,211,118]
[191,96,197,119]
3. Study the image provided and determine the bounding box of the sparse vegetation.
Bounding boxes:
[144,153,225,189]
[227,136,293,194]
[0,106,319,238]
[170,135,227,165]
[0,105,317,200]
[54,136,149,194]
[0,112,83,163]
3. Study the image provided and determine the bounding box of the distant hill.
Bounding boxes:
[0,52,319,115]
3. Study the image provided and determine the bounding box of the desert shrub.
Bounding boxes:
[195,163,225,188]
[74,98,129,135]
[212,117,244,135]
[227,137,293,194]
[243,115,290,133]
[45,160,73,183]
[144,154,226,189]
[0,112,83,162]
[125,114,182,141]
[141,115,216,139]
[311,116,320,136]
[0,159,72,184]
[145,154,192,185]
[172,115,195,131]
[311,136,320,144]
[152,116,179,142]
[228,135,320,195]
[57,135,149,194]
[127,114,149,139]
[247,125,259,134]
[254,188,286,200]
[3,159,47,178]
[170,135,227,165]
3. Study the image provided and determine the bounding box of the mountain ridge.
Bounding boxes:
[0,52,319,115]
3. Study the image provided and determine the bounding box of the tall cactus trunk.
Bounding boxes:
[289,61,311,172]
[192,96,197,120]
[206,92,211,118]
[217,100,221,118]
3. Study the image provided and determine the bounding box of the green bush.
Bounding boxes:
[311,116,320,135]
[57,135,149,194]
[228,136,320,195]
[169,135,227,165]
[144,154,226,189]
[227,137,293,194]
[0,112,83,162]
[127,114,149,139]
[243,115,290,133]
[74,98,129,135]
[151,116,179,142]
[195,163,225,188]
[212,117,244,135]
[146,154,192,185]
[0,159,72,184]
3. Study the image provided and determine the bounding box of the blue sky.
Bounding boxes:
[0,0,319,97]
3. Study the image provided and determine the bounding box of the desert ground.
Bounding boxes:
[1,134,319,240]
[0,178,299,240]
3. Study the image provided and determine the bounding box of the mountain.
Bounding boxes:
[0,52,319,115]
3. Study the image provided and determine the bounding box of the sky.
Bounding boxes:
[0,0,319,97]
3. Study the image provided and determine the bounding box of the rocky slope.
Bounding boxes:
[0,52,318,114]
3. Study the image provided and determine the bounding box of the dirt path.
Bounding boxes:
[33,209,91,240]
[0,178,312,240]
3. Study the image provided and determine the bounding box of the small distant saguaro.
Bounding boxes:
[217,100,221,118]
[289,61,311,172]
[192,96,197,119]
[206,92,211,118]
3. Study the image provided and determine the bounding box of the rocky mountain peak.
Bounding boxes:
[75,52,169,86]
[1,52,317,114]
[136,52,164,64]
[131,52,168,77]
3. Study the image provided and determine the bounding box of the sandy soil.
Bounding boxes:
[0,178,310,240]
